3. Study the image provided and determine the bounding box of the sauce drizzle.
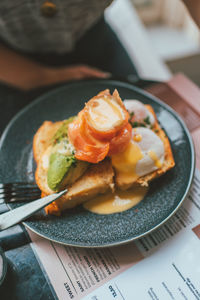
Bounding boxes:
[83,186,148,214]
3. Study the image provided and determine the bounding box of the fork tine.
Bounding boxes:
[0,187,40,194]
[0,182,41,203]
[0,181,37,188]
[0,191,41,200]
[0,182,38,186]
[4,195,40,203]
[0,188,40,194]
[0,182,39,193]
[1,193,41,203]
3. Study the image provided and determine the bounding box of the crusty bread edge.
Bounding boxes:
[33,120,63,163]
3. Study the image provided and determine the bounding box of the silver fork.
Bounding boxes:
[0,182,41,204]
[0,182,67,231]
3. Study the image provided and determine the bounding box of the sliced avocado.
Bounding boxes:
[51,116,76,144]
[47,153,76,191]
[60,159,88,189]
[48,116,88,191]
[47,152,88,191]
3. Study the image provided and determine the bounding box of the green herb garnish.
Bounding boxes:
[129,111,134,121]
[51,116,76,144]
[143,116,151,125]
[131,121,139,128]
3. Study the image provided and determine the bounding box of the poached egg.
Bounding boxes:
[124,99,155,127]
[111,127,165,180]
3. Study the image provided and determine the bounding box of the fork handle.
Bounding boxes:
[0,189,67,231]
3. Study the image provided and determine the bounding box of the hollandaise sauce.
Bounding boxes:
[111,140,143,181]
[83,186,148,214]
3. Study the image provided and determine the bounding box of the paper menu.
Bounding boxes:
[84,228,200,300]
[29,232,144,300]
[28,74,200,300]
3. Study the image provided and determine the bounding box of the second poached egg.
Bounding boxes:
[124,99,155,128]
[111,127,165,179]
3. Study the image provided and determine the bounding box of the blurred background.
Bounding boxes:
[132,0,200,85]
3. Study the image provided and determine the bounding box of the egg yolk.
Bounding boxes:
[111,140,143,180]
[148,150,162,168]
[133,134,142,142]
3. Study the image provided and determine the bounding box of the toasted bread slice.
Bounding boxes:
[44,159,114,215]
[33,121,63,163]
[34,121,114,215]
[115,105,175,190]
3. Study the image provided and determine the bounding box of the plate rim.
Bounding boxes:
[0,246,7,286]
[0,79,196,247]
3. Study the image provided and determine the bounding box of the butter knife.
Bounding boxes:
[0,189,67,231]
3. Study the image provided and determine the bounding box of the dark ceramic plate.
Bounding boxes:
[0,80,195,247]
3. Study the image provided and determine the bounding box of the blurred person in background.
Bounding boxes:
[0,0,134,90]
[0,0,199,90]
